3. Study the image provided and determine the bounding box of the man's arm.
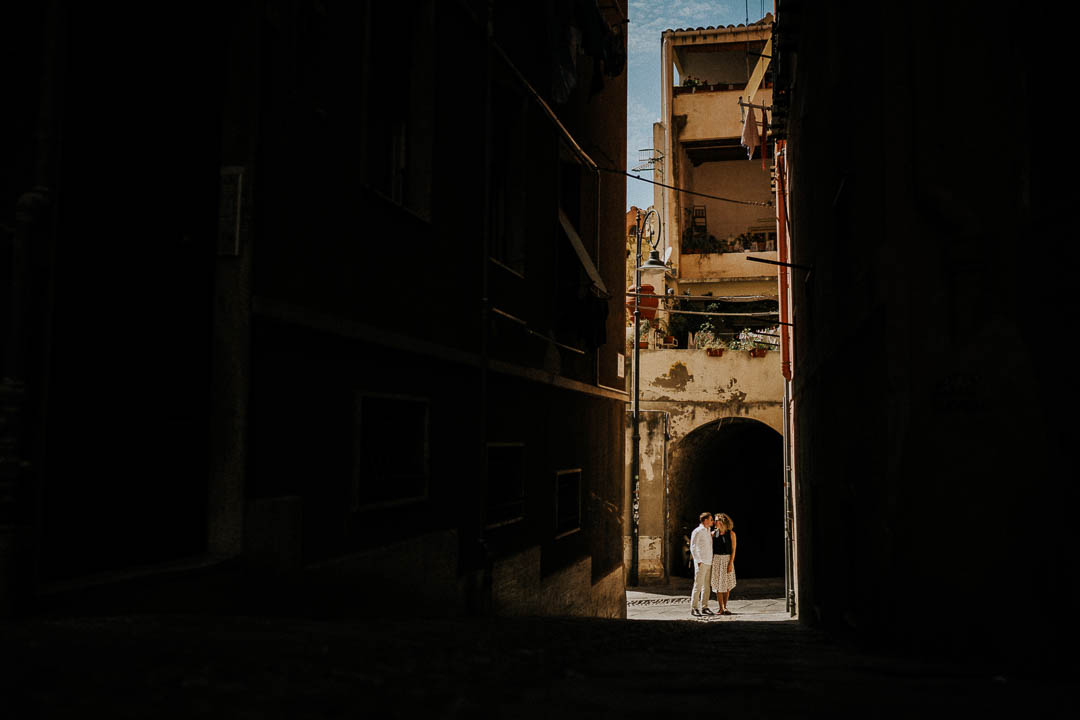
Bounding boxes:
[689,527,702,565]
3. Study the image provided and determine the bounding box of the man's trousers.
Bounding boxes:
[691,560,712,611]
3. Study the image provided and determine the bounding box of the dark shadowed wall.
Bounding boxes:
[777,0,1076,663]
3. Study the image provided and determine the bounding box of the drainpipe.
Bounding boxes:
[782,381,795,615]
[776,142,791,382]
[775,140,796,616]
[629,210,642,587]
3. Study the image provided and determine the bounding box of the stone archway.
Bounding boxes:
[668,417,784,579]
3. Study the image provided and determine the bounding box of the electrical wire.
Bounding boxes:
[603,167,772,207]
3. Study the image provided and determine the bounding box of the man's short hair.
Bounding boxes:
[699,512,712,523]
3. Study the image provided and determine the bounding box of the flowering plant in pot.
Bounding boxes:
[696,321,723,355]
[735,328,774,357]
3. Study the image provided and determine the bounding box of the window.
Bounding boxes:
[555,469,582,537]
[485,443,525,529]
[352,394,429,509]
[360,0,434,219]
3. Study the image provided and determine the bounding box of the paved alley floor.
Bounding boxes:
[1,578,1073,718]
[628,577,790,622]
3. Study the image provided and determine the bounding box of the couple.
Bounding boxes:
[689,512,737,617]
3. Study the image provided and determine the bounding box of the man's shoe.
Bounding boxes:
[691,609,701,617]
[701,608,715,616]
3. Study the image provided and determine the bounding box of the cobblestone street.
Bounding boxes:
[2,580,1072,718]
[627,577,790,622]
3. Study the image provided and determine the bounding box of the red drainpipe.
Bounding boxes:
[775,140,792,381]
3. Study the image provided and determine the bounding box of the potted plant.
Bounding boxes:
[682,76,702,92]
[638,319,651,349]
[696,321,717,353]
[651,319,674,347]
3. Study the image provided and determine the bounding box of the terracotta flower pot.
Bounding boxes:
[626,284,659,321]
[749,348,768,358]
[706,348,724,357]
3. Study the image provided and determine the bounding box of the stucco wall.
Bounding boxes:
[625,349,783,584]
[679,250,778,283]
[622,411,668,584]
[674,87,773,142]
[638,348,783,438]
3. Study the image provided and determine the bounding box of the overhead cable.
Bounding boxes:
[601,167,773,207]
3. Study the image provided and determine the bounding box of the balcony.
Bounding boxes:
[673,87,773,143]
[679,249,778,282]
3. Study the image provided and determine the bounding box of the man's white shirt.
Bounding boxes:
[690,523,713,566]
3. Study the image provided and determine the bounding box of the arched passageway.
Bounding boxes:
[670,417,784,579]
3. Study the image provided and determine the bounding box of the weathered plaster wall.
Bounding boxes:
[625,349,783,583]
[622,411,667,584]
[639,349,782,438]
[680,250,778,282]
[675,87,774,142]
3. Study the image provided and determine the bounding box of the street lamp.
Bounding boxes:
[629,207,664,587]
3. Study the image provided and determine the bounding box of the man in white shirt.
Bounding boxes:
[689,512,715,616]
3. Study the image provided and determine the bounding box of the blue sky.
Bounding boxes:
[626,0,770,211]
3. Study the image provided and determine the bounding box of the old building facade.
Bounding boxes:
[624,15,786,587]
[1,0,629,618]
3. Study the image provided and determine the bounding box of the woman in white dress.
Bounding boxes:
[710,513,737,615]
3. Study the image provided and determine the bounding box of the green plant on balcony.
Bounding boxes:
[681,75,703,89]
[697,320,728,353]
[681,229,724,254]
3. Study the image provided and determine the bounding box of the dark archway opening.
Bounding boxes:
[670,418,784,579]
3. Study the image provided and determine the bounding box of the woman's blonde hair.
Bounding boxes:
[716,513,733,530]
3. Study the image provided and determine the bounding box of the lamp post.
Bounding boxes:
[629,207,665,587]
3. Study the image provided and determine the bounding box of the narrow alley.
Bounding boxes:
[2,1,1077,716]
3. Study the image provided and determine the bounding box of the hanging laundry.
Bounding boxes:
[740,107,759,160]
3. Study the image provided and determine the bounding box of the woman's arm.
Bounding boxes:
[728,531,736,572]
